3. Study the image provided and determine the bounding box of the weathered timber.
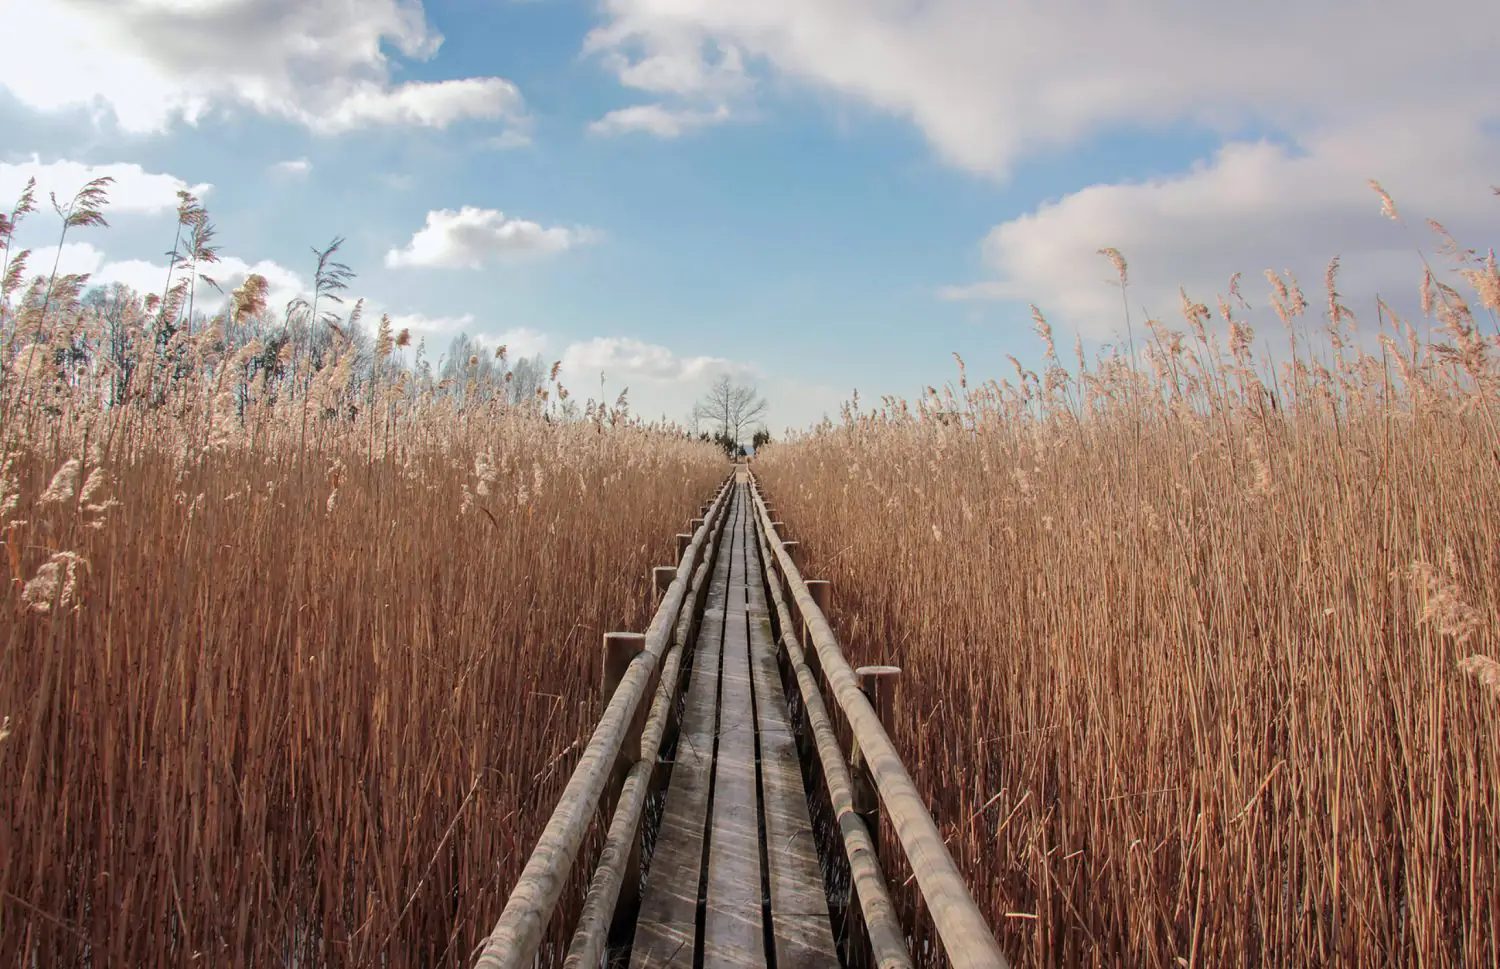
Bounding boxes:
[701,493,765,969]
[746,475,1012,969]
[629,505,738,969]
[563,502,732,969]
[751,508,913,969]
[743,528,840,969]
[851,666,900,856]
[472,475,734,969]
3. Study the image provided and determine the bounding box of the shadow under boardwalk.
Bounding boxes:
[631,481,837,969]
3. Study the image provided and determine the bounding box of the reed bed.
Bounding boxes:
[0,179,726,966]
[754,200,1500,967]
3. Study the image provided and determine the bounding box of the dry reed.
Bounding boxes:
[756,190,1500,968]
[0,179,726,966]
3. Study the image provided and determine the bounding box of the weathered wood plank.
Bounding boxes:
[630,505,737,969]
[702,492,768,969]
[744,540,840,969]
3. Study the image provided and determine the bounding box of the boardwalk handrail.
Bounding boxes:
[472,473,735,969]
[749,508,914,969]
[746,475,1012,969]
[561,488,729,969]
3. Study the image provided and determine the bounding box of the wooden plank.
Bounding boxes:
[630,507,736,969]
[744,532,840,969]
[702,490,768,969]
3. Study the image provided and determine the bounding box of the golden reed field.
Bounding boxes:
[0,178,726,965]
[754,191,1500,967]
[3,174,1498,968]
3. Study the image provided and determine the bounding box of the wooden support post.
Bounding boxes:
[652,566,676,603]
[771,521,787,537]
[803,579,830,686]
[602,633,648,766]
[807,578,830,613]
[782,540,801,565]
[602,632,648,935]
[676,532,692,561]
[840,664,900,969]
[852,666,901,854]
[691,517,705,530]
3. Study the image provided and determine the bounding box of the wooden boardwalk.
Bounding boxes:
[472,469,1010,969]
[631,481,836,969]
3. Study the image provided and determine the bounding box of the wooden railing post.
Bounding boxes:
[852,666,901,853]
[676,532,692,560]
[804,579,830,685]
[652,566,676,604]
[602,632,647,931]
[843,666,898,969]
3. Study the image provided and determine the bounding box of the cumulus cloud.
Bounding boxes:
[589,103,730,138]
[18,240,307,317]
[560,336,752,384]
[0,157,210,214]
[583,2,1497,344]
[20,241,108,280]
[587,0,1498,177]
[380,315,550,360]
[0,0,526,135]
[317,77,523,132]
[385,311,476,338]
[487,327,551,361]
[385,207,598,269]
[585,26,749,100]
[940,115,1500,338]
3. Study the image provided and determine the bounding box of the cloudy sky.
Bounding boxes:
[2,0,1496,430]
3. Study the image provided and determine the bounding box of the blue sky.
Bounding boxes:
[2,0,1497,431]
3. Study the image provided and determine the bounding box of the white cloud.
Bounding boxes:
[317,77,523,132]
[0,157,210,214]
[16,240,307,317]
[1,0,526,135]
[560,336,752,384]
[550,335,762,427]
[589,103,730,138]
[488,327,550,361]
[378,315,551,363]
[584,27,749,100]
[386,311,477,338]
[587,0,1498,177]
[385,206,598,269]
[940,115,1500,339]
[22,241,107,278]
[269,158,312,178]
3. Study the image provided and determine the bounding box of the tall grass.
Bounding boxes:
[0,179,726,966]
[755,194,1500,967]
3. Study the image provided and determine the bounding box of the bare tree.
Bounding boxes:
[692,375,767,452]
